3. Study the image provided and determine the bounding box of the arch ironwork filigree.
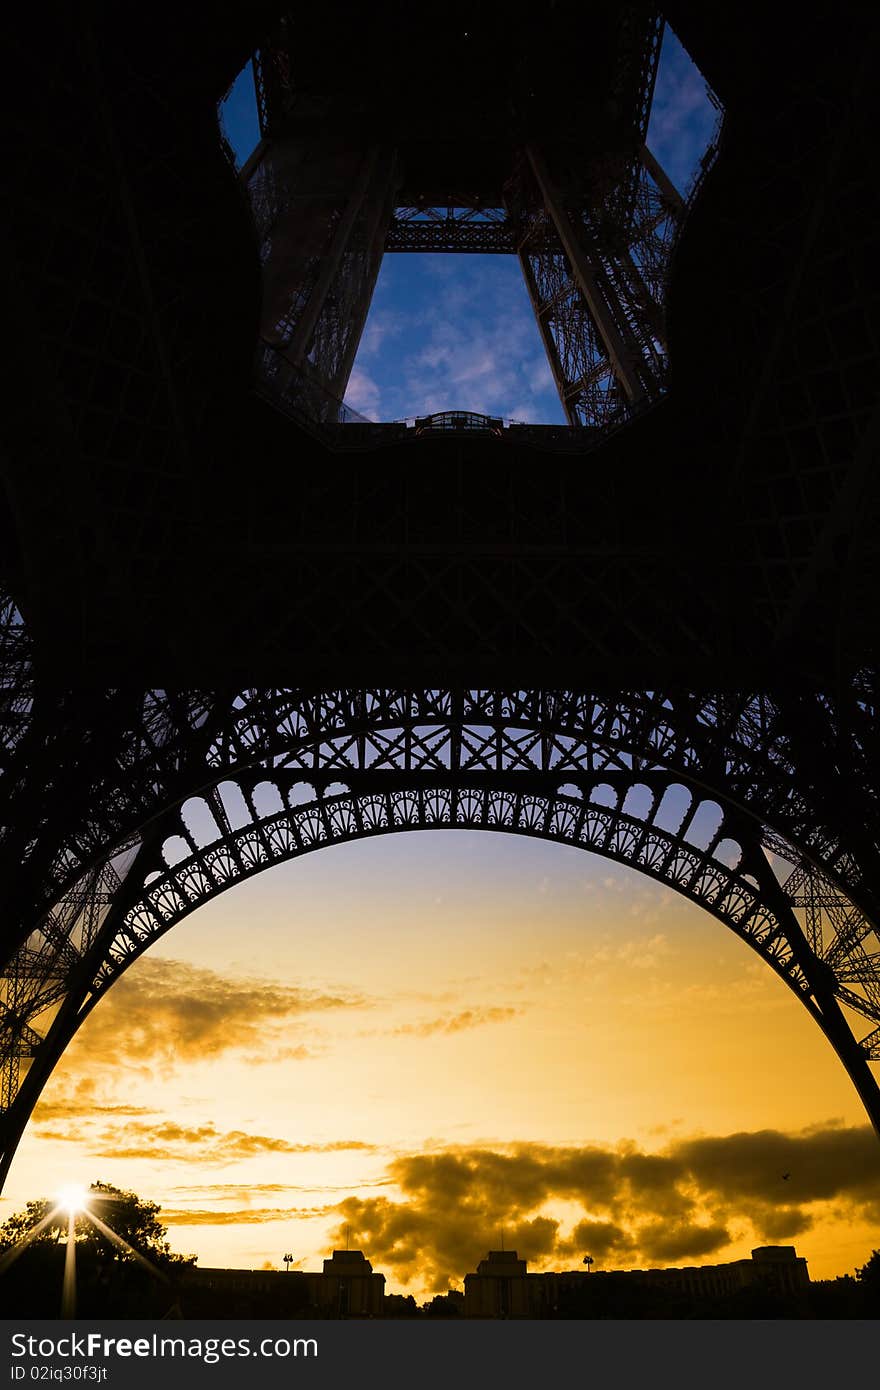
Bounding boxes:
[5,688,879,932]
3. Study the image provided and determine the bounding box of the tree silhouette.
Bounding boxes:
[0,1181,193,1269]
[855,1248,880,1312]
[856,1249,880,1284]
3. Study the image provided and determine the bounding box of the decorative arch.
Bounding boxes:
[2,688,879,1191]
[109,778,776,990]
[6,689,877,940]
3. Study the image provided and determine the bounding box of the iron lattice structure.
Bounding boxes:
[1,680,879,1189]
[245,8,696,428]
[505,144,682,426]
[0,0,879,1203]
[385,206,516,256]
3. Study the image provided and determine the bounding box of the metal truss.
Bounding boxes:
[414,411,503,435]
[246,130,688,430]
[629,9,665,147]
[385,208,515,255]
[2,684,879,1189]
[243,7,694,430]
[2,0,878,1200]
[3,689,878,948]
[245,140,398,410]
[254,340,371,430]
[506,143,683,427]
[99,778,826,1010]
[252,37,296,140]
[0,596,32,782]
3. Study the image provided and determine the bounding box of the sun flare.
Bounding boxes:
[56,1184,89,1215]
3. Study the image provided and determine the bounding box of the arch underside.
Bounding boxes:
[1,688,874,934]
[8,688,879,930]
[108,782,803,993]
[2,689,880,1188]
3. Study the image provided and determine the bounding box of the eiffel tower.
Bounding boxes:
[1,1,879,1192]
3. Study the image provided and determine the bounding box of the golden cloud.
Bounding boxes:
[166,1179,393,1197]
[62,957,367,1074]
[33,1117,377,1165]
[32,1100,153,1121]
[159,1206,333,1226]
[32,1077,152,1124]
[389,1007,521,1037]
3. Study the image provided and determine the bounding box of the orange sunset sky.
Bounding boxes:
[3,831,879,1298]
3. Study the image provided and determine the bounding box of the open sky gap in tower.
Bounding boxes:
[221,10,723,431]
[343,30,721,424]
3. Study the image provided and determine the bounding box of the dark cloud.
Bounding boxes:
[324,1124,880,1291]
[328,1193,521,1293]
[672,1124,880,1238]
[753,1206,815,1241]
[65,958,365,1072]
[557,1219,636,1262]
[634,1220,730,1263]
[674,1125,880,1206]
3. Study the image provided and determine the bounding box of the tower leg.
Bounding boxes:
[526,142,645,407]
[249,140,398,416]
[279,146,382,363]
[517,251,580,426]
[814,990,880,1141]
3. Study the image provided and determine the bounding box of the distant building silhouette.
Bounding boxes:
[169,1243,812,1318]
[463,1246,810,1318]
[176,1249,384,1318]
[320,1250,385,1316]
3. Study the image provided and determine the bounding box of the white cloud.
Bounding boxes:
[358,312,403,359]
[646,29,719,192]
[348,256,567,423]
[527,358,554,394]
[344,367,382,421]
